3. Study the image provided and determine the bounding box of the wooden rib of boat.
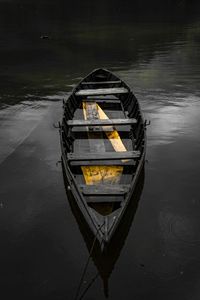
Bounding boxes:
[60,68,146,251]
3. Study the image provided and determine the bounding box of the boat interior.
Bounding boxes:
[60,69,145,216]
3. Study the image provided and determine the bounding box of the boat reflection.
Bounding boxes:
[62,165,145,298]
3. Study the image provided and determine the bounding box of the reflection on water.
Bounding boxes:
[1,8,200,300]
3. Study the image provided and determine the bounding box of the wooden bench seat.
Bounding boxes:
[67,151,140,161]
[86,197,122,203]
[67,118,137,127]
[81,80,122,85]
[69,159,136,166]
[75,87,129,96]
[79,184,130,196]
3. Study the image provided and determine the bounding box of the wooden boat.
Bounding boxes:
[59,68,146,251]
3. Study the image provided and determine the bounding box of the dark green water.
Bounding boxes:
[1,3,200,300]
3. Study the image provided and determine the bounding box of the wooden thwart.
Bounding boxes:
[81,80,121,85]
[67,118,137,127]
[75,87,129,96]
[70,159,136,166]
[79,184,130,196]
[67,151,140,161]
[86,197,122,203]
[80,98,121,104]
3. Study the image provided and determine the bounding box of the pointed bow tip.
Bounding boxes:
[91,67,110,75]
[100,238,110,253]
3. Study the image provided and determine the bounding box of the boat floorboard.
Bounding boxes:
[72,102,134,185]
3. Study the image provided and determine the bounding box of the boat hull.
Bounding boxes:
[59,68,146,251]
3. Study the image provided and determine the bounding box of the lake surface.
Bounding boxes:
[1,7,200,300]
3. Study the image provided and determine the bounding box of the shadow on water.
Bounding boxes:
[62,164,145,299]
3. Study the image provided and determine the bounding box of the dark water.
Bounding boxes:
[1,3,200,299]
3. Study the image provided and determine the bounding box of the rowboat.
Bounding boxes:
[60,68,146,251]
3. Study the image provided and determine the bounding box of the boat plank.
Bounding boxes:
[79,184,130,195]
[81,80,121,85]
[75,87,129,96]
[81,98,121,104]
[67,151,140,161]
[70,159,136,166]
[81,101,107,185]
[67,118,137,127]
[86,198,122,203]
[97,104,129,153]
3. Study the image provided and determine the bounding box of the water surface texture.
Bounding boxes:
[1,3,200,300]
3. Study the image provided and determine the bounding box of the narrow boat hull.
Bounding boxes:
[59,68,146,251]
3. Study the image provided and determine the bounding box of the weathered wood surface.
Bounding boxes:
[82,101,105,152]
[81,80,121,85]
[81,101,120,186]
[75,87,129,96]
[79,184,130,195]
[86,197,122,203]
[80,98,121,104]
[70,159,136,166]
[96,104,130,153]
[67,118,137,127]
[67,151,140,161]
[77,101,132,186]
